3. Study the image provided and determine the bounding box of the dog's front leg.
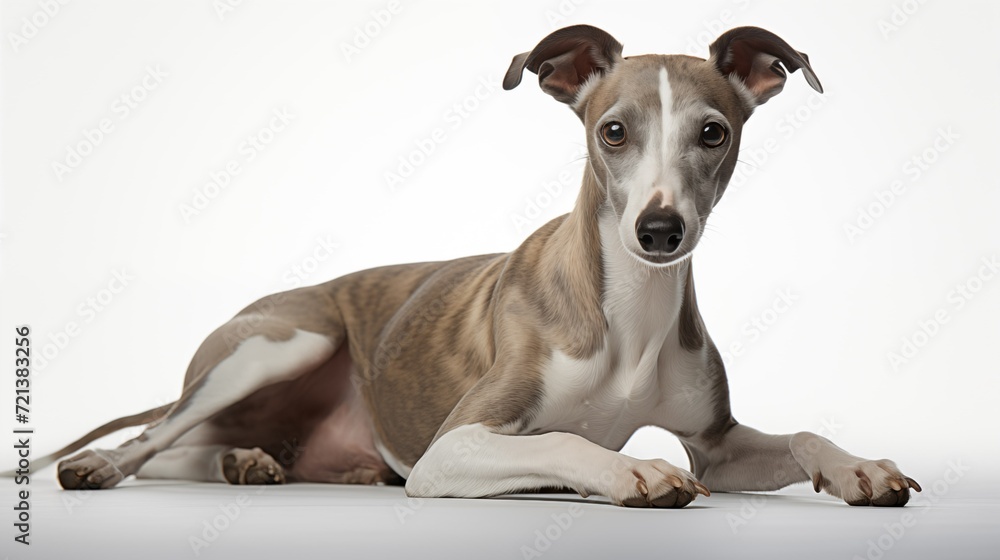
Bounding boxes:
[682,424,921,506]
[406,424,709,508]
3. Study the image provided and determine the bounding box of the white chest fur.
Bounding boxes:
[527,217,715,449]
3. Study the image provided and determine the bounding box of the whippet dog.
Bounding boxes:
[45,25,920,508]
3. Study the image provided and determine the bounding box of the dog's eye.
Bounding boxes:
[700,122,726,148]
[601,122,627,147]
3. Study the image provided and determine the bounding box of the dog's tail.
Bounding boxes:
[0,402,175,477]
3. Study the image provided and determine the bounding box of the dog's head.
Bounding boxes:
[504,25,822,266]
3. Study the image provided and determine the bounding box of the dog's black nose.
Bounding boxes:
[636,210,685,254]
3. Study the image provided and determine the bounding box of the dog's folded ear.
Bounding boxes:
[709,27,823,108]
[503,25,623,106]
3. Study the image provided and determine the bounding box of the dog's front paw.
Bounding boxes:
[609,458,710,508]
[812,459,921,507]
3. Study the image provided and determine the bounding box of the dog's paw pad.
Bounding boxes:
[222,447,286,485]
[615,460,709,509]
[817,459,919,507]
[57,449,125,490]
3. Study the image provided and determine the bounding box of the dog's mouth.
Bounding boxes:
[615,227,695,268]
[631,249,693,267]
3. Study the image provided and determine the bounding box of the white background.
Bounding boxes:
[1,0,998,488]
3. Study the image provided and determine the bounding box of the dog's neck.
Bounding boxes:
[541,163,692,353]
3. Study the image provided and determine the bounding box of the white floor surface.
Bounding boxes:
[2,471,996,560]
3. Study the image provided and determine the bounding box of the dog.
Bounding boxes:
[41,24,919,508]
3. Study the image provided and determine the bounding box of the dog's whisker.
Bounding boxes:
[735,157,758,169]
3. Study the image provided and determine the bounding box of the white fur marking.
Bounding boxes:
[659,68,673,162]
[407,423,630,499]
[613,66,690,259]
[136,445,229,482]
[143,330,335,445]
[532,224,713,446]
[728,74,758,109]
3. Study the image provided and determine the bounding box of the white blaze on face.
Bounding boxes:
[659,67,673,177]
[616,67,684,254]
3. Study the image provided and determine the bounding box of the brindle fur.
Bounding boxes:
[39,25,918,510]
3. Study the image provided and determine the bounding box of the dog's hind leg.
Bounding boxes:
[136,445,287,485]
[58,305,343,490]
[135,445,231,483]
